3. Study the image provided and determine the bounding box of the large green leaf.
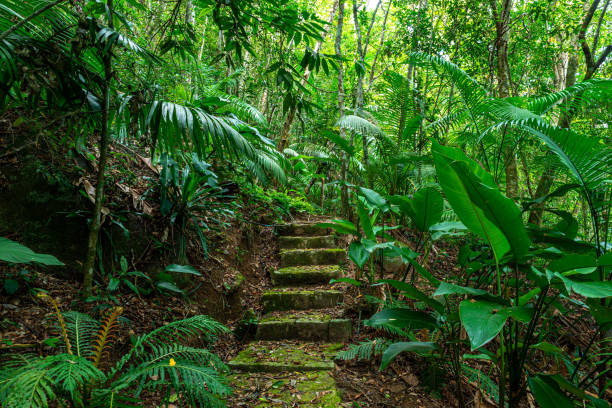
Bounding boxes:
[434,282,488,297]
[450,161,530,260]
[380,342,436,370]
[365,308,438,331]
[528,375,574,408]
[432,142,510,261]
[0,237,64,266]
[432,142,530,260]
[380,279,444,314]
[348,242,369,269]
[357,200,375,240]
[359,187,387,209]
[317,220,358,235]
[459,300,508,350]
[553,273,612,298]
[409,187,443,232]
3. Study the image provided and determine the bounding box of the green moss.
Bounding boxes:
[262,289,343,312]
[228,342,342,372]
[229,371,342,407]
[259,312,333,323]
[279,248,345,267]
[271,265,342,286]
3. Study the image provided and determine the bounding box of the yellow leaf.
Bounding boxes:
[169,358,176,367]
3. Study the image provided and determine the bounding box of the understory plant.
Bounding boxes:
[339,140,611,408]
[156,153,237,263]
[0,294,231,407]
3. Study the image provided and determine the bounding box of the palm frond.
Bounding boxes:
[527,79,612,115]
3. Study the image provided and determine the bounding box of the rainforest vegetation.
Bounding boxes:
[0,0,611,406]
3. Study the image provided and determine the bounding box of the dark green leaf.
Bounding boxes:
[0,237,64,266]
[380,342,436,370]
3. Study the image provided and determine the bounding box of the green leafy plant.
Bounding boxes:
[157,154,237,263]
[0,293,231,407]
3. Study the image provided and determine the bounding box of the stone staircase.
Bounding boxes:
[228,223,351,407]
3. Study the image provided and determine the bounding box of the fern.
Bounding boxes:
[461,364,499,404]
[0,300,230,408]
[336,338,391,361]
[63,311,98,358]
[92,307,123,367]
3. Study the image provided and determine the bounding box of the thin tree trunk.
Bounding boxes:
[336,0,350,219]
[82,0,114,297]
[276,0,339,152]
[352,0,368,177]
[491,0,519,198]
[368,0,392,88]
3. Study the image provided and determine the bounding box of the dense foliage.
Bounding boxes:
[1,0,611,406]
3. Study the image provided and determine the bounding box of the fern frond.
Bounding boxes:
[37,293,72,355]
[336,338,391,361]
[63,311,98,358]
[143,344,228,373]
[46,354,105,400]
[92,307,123,367]
[139,315,229,347]
[113,361,230,407]
[461,364,499,403]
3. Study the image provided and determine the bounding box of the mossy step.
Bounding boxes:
[271,265,342,286]
[278,235,335,250]
[280,248,345,267]
[277,223,331,236]
[256,312,351,342]
[228,371,342,407]
[262,289,343,313]
[228,342,342,373]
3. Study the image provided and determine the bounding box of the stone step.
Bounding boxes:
[262,289,343,313]
[271,265,342,286]
[278,235,335,250]
[277,223,331,236]
[229,371,342,407]
[228,341,342,373]
[256,312,351,342]
[280,248,345,267]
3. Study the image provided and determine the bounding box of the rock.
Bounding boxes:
[279,248,345,267]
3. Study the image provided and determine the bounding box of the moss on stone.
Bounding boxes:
[262,289,343,312]
[278,235,335,249]
[229,371,342,407]
[271,265,342,286]
[279,248,345,267]
[228,342,342,373]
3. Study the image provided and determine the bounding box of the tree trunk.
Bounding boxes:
[491,0,519,198]
[368,0,392,88]
[352,0,369,181]
[336,0,350,218]
[276,0,339,152]
[82,0,114,297]
[528,0,612,224]
[527,53,578,224]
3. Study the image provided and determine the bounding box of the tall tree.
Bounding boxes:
[490,0,519,198]
[337,0,350,217]
[82,0,114,296]
[529,0,611,224]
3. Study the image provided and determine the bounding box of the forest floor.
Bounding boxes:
[0,130,601,407]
